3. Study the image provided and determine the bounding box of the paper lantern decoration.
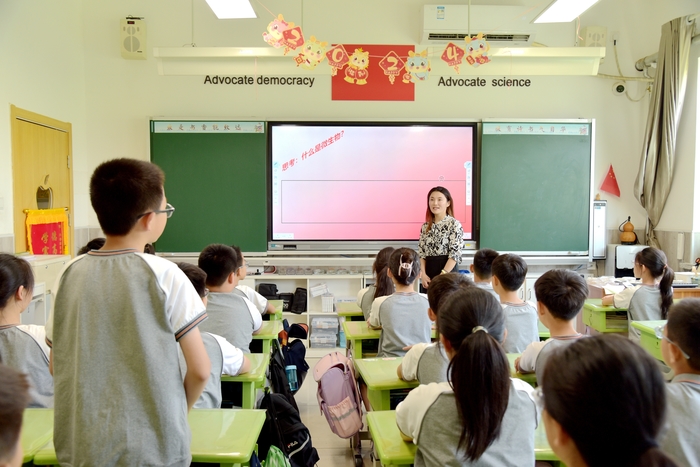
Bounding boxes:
[295,36,328,70]
[441,42,465,73]
[402,49,430,83]
[378,51,405,84]
[326,44,350,76]
[600,164,620,197]
[344,48,370,85]
[262,14,293,48]
[464,33,491,67]
[281,26,305,55]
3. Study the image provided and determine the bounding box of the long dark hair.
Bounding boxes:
[439,287,510,461]
[388,248,420,286]
[0,254,34,310]
[424,186,454,233]
[542,335,676,467]
[373,247,395,300]
[636,247,674,318]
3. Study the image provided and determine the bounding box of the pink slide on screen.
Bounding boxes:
[271,125,473,241]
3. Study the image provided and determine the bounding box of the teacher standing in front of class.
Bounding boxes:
[418,186,463,292]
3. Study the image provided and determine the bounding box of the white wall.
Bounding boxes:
[2,0,699,246]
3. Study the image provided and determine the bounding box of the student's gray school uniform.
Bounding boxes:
[358,285,377,320]
[46,250,207,467]
[534,335,583,384]
[200,292,256,353]
[660,373,700,467]
[628,286,662,340]
[178,332,224,409]
[475,281,499,300]
[374,293,431,358]
[397,379,537,467]
[502,302,539,353]
[416,344,450,384]
[0,325,53,408]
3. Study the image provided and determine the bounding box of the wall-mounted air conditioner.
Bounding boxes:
[421,5,536,46]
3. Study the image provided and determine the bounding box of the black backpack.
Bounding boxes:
[283,339,309,394]
[258,389,320,467]
[290,287,307,314]
[269,339,299,410]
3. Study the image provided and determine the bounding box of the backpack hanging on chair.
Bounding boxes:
[313,352,363,438]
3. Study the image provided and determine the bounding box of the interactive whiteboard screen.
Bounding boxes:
[269,123,476,246]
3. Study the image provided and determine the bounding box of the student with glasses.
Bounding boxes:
[658,299,700,467]
[540,334,677,467]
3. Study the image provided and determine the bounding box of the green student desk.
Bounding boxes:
[32,409,266,467]
[220,353,269,409]
[353,357,419,411]
[631,320,666,361]
[21,408,53,464]
[267,299,284,320]
[251,320,282,355]
[337,309,365,321]
[506,353,538,387]
[582,299,628,334]
[342,321,437,360]
[366,410,562,467]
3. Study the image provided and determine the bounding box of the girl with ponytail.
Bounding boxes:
[396,287,538,466]
[541,334,677,467]
[368,248,431,358]
[602,247,674,340]
[357,247,395,321]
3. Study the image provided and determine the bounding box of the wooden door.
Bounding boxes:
[11,105,74,255]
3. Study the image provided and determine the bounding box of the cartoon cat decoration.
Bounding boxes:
[402,49,431,83]
[263,14,293,48]
[295,36,328,70]
[464,33,491,67]
[344,48,370,85]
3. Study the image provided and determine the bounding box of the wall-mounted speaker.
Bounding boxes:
[120,17,146,60]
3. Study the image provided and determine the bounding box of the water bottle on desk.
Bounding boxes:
[286,365,298,392]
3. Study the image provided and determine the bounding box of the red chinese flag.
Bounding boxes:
[332,44,414,101]
[600,164,620,197]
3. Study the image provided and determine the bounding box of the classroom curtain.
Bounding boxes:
[634,16,695,248]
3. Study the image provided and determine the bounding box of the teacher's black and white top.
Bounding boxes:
[418,215,463,263]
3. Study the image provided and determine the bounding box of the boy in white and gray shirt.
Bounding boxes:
[470,248,500,300]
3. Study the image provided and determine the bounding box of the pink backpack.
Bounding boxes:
[313,352,363,439]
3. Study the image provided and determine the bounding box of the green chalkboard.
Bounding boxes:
[150,121,267,252]
[480,122,592,253]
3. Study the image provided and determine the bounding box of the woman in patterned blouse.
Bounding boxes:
[418,186,464,292]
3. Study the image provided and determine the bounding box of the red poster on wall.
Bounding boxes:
[332,44,415,101]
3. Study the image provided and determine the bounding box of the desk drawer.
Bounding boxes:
[583,309,627,333]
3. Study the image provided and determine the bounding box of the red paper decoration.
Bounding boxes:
[441,42,465,74]
[326,44,350,76]
[281,26,305,55]
[378,51,405,85]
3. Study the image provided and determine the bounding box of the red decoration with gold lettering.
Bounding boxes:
[441,42,465,73]
[326,44,350,76]
[378,51,405,85]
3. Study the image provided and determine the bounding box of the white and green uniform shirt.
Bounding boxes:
[46,249,207,467]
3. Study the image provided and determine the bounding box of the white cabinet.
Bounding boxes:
[243,274,366,356]
[21,282,47,326]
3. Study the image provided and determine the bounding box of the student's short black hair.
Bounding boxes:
[90,158,165,236]
[230,245,244,269]
[472,248,499,280]
[491,254,528,292]
[427,273,474,314]
[667,299,700,371]
[0,364,30,463]
[534,269,588,321]
[198,244,238,287]
[176,262,208,299]
[143,243,156,255]
[0,254,34,310]
[77,237,106,255]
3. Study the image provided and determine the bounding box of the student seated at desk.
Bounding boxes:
[492,254,539,353]
[176,263,250,409]
[658,299,700,467]
[601,247,673,341]
[515,269,587,384]
[229,245,275,316]
[198,244,263,353]
[369,248,430,358]
[357,247,395,321]
[0,363,30,467]
[541,334,677,467]
[398,273,473,384]
[396,288,537,467]
[470,248,499,299]
[0,254,53,408]
[76,237,105,255]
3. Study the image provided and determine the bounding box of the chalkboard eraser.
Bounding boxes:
[283,244,297,250]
